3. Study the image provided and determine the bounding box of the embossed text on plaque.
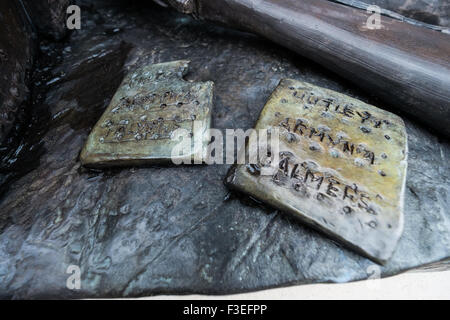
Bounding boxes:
[80,60,213,167]
[226,79,408,263]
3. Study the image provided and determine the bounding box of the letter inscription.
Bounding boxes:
[226,79,408,264]
[80,60,213,167]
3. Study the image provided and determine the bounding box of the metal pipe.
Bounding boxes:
[160,0,450,137]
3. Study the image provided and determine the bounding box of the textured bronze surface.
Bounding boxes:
[80,60,213,167]
[160,0,450,137]
[1,3,449,298]
[226,79,408,263]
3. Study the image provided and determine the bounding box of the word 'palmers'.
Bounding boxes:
[226,79,408,264]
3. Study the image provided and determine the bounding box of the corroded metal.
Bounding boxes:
[80,60,213,167]
[226,79,408,264]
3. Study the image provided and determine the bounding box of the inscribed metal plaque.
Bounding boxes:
[80,60,213,167]
[226,79,408,263]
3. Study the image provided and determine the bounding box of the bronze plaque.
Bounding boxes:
[80,60,213,167]
[226,79,408,263]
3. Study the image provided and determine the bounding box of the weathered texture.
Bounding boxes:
[160,0,450,28]
[0,1,35,145]
[23,0,71,40]
[0,2,448,299]
[367,0,450,27]
[226,79,408,264]
[80,60,213,167]
[328,0,449,32]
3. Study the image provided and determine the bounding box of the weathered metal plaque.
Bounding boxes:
[80,60,213,167]
[226,79,408,263]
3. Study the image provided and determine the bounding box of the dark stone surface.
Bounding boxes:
[0,1,449,299]
[0,1,35,145]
